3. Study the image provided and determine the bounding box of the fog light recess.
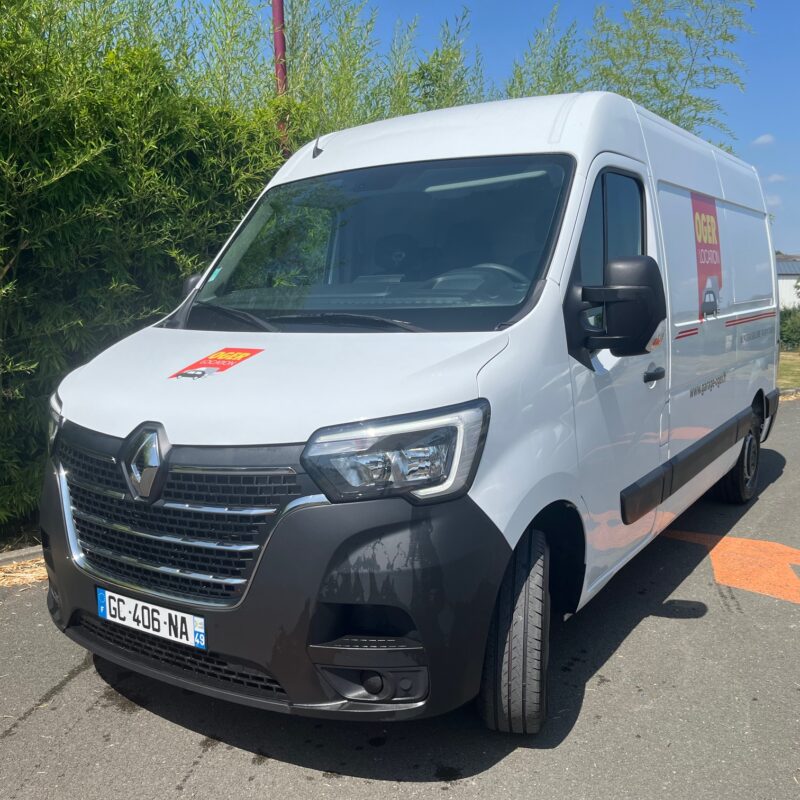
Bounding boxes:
[318,666,429,704]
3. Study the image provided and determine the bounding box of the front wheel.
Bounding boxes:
[478,528,550,735]
[716,417,762,504]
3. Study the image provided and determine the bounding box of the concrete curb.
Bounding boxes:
[0,544,42,567]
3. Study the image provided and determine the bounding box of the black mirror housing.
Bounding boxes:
[582,256,666,357]
[182,273,202,299]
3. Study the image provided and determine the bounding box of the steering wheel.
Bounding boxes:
[439,262,529,284]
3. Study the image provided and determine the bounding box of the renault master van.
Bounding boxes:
[41,92,779,735]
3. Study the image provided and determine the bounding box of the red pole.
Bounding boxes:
[272,0,287,95]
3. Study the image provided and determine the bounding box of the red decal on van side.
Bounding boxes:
[724,310,777,327]
[675,327,699,340]
[691,192,722,317]
[169,348,264,379]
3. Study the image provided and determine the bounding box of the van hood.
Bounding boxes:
[58,327,508,445]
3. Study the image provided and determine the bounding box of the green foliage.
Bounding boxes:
[410,11,485,112]
[0,0,755,530]
[780,307,800,351]
[0,0,286,526]
[585,0,754,137]
[506,6,584,99]
[281,3,486,135]
[283,0,383,134]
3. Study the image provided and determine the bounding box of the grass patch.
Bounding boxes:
[779,352,800,391]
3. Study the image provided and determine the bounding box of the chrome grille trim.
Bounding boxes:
[71,508,261,552]
[77,540,248,585]
[68,474,127,500]
[169,466,297,475]
[64,472,282,515]
[61,444,118,464]
[160,501,277,517]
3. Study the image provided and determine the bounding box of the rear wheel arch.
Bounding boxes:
[715,398,764,505]
[752,389,766,423]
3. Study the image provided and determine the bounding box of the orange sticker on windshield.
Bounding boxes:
[169,348,263,379]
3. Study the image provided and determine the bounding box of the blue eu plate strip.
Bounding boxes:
[96,587,108,619]
[193,617,207,650]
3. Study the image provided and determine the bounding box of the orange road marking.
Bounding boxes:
[666,530,800,604]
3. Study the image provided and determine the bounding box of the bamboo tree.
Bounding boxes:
[411,11,485,111]
[585,0,754,136]
[506,5,584,98]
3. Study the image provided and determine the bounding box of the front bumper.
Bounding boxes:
[40,459,510,720]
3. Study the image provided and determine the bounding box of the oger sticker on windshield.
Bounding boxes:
[169,348,264,380]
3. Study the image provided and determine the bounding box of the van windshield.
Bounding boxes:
[186,154,574,332]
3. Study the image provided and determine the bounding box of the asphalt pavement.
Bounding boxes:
[1,402,798,800]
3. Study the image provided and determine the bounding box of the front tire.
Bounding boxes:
[716,417,761,504]
[478,528,550,735]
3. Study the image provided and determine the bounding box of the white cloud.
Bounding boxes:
[767,173,787,183]
[765,194,782,207]
[752,133,775,146]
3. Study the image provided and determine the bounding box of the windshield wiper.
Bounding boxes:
[263,312,424,332]
[192,301,280,332]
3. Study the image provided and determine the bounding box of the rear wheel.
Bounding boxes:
[478,528,550,735]
[716,417,762,504]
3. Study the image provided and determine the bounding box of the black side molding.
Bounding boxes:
[620,407,755,525]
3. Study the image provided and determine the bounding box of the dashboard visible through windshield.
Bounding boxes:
[185,154,574,332]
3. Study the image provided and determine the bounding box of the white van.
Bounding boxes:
[41,92,779,735]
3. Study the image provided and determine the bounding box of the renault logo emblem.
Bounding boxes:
[125,430,161,498]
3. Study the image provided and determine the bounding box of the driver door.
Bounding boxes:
[564,155,668,591]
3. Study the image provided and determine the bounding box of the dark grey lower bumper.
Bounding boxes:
[40,460,511,720]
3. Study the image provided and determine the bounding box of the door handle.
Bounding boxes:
[643,366,665,383]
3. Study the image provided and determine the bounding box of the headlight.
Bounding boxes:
[48,392,63,451]
[301,399,490,503]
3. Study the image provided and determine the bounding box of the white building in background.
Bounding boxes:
[777,255,800,308]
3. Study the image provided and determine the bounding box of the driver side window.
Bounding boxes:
[575,171,645,286]
[574,171,644,330]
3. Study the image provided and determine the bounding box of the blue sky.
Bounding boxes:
[369,1,800,253]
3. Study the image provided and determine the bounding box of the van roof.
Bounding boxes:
[273,91,754,186]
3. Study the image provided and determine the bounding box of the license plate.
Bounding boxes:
[96,587,206,650]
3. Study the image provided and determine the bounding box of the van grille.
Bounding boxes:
[68,482,263,543]
[58,435,310,605]
[58,440,128,494]
[75,612,286,700]
[162,469,303,508]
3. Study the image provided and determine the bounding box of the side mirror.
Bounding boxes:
[182,273,202,299]
[582,256,666,357]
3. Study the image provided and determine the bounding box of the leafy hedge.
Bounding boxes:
[0,2,288,525]
[780,307,800,350]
